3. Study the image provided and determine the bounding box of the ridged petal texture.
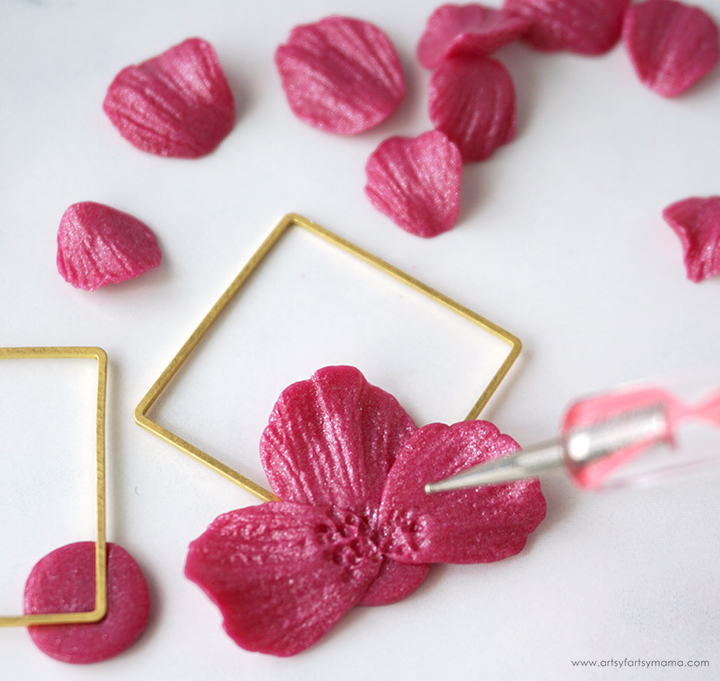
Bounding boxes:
[418,3,532,69]
[103,37,235,158]
[663,196,720,282]
[503,0,630,54]
[365,131,463,238]
[57,202,161,291]
[622,0,720,97]
[186,366,546,656]
[24,543,150,664]
[275,16,405,134]
[429,56,516,163]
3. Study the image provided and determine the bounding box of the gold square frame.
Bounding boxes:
[134,214,522,502]
[0,347,107,627]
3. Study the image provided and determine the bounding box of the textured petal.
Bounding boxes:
[622,0,720,97]
[275,16,405,134]
[365,130,463,238]
[503,0,630,54]
[103,37,235,158]
[260,366,417,515]
[378,421,546,564]
[418,4,532,69]
[663,196,720,282]
[56,202,161,291]
[357,559,430,606]
[25,542,150,664]
[429,56,516,163]
[185,503,382,656]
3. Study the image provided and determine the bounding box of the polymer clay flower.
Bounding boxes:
[186,366,546,656]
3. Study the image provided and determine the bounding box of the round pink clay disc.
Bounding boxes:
[24,542,150,664]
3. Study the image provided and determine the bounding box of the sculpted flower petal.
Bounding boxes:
[622,0,720,97]
[103,38,235,158]
[357,559,430,606]
[275,16,405,134]
[663,196,720,282]
[378,421,546,564]
[503,0,629,54]
[365,131,463,238]
[429,55,516,163]
[56,202,161,291]
[185,503,382,656]
[418,4,531,69]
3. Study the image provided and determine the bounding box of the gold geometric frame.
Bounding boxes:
[134,213,522,502]
[0,347,107,627]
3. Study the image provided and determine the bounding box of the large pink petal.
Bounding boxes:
[378,421,546,564]
[275,16,405,134]
[418,4,532,69]
[103,38,235,158]
[503,0,629,54]
[622,0,720,97]
[357,559,430,606]
[365,130,463,238]
[185,503,382,656]
[429,56,516,163]
[663,196,720,282]
[57,202,162,291]
[260,366,417,515]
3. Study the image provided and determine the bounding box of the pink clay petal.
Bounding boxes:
[25,542,150,664]
[357,559,430,606]
[622,0,720,97]
[418,4,532,69]
[57,202,161,291]
[503,0,629,54]
[260,366,417,514]
[364,130,463,238]
[429,56,516,162]
[103,37,235,158]
[378,421,546,564]
[663,196,720,282]
[275,16,405,134]
[185,503,382,656]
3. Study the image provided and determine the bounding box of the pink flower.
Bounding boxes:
[185,366,546,656]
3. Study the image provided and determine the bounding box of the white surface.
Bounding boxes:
[1,0,720,678]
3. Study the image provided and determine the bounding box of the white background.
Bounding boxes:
[1,0,720,678]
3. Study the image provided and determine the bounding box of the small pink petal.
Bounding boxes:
[503,0,630,54]
[275,16,405,134]
[25,542,150,664]
[357,559,430,606]
[103,38,235,158]
[418,4,532,69]
[622,0,720,97]
[57,202,162,291]
[429,56,516,163]
[378,421,546,564]
[260,366,417,514]
[185,503,382,656]
[365,130,463,238]
[663,196,720,282]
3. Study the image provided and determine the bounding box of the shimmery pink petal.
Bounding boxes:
[417,4,532,69]
[357,559,430,606]
[185,503,382,656]
[364,131,463,238]
[260,366,417,514]
[429,56,516,163]
[275,16,405,134]
[622,0,720,97]
[25,542,150,664]
[103,38,235,158]
[663,196,720,282]
[378,421,546,564]
[503,0,629,54]
[56,202,161,291]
